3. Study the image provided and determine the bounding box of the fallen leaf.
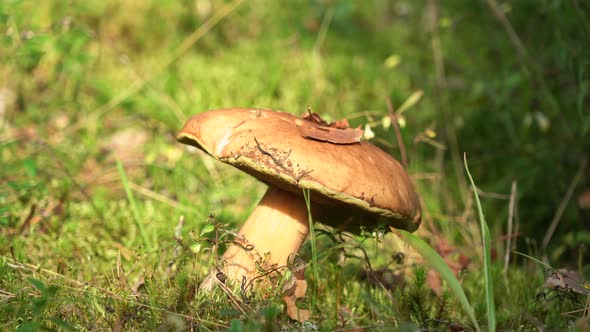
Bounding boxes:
[298,110,363,144]
[284,296,311,322]
[544,269,588,295]
[302,110,352,129]
[329,119,351,130]
[302,111,329,126]
[298,124,363,145]
[282,255,310,322]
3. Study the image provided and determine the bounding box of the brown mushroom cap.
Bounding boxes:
[177,108,421,232]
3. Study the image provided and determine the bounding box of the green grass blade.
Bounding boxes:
[464,154,496,332]
[391,229,480,332]
[512,251,553,270]
[116,159,152,251]
[302,189,319,311]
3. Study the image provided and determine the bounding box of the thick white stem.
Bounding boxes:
[201,187,310,289]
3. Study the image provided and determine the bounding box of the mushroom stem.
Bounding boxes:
[201,187,310,289]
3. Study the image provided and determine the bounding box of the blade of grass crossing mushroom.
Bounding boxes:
[302,188,319,311]
[464,153,496,332]
[391,228,480,332]
[116,159,152,251]
[512,251,553,270]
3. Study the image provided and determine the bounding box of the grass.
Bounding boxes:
[464,154,495,331]
[1,0,589,331]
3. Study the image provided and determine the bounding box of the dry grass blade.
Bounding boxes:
[386,97,408,169]
[504,180,518,274]
[128,182,198,213]
[464,153,496,332]
[542,158,587,252]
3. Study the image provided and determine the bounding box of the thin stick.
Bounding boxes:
[504,180,517,274]
[484,0,528,62]
[542,158,588,251]
[313,6,335,54]
[385,97,408,169]
[427,0,467,200]
[128,182,198,213]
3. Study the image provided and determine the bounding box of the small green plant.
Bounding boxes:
[116,159,152,251]
[15,278,75,332]
[464,154,497,331]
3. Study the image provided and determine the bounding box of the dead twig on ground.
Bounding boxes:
[385,97,408,169]
[542,158,588,252]
[504,180,518,274]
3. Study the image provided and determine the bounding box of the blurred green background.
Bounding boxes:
[1,0,589,330]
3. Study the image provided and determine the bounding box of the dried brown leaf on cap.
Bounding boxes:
[298,110,363,145]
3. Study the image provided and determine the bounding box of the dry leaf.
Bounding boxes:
[329,119,351,130]
[298,124,363,144]
[283,279,310,322]
[544,269,588,295]
[282,255,310,322]
[298,111,362,144]
[302,111,329,126]
[284,296,311,322]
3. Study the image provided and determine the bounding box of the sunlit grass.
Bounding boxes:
[1,0,588,330]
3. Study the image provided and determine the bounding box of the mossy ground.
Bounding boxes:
[1,1,589,331]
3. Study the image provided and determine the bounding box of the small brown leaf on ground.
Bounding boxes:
[282,255,310,322]
[284,294,311,322]
[544,269,588,295]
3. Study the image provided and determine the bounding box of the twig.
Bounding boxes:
[210,274,253,315]
[335,232,401,317]
[313,6,335,54]
[484,0,528,62]
[385,97,408,169]
[476,187,510,200]
[17,203,36,235]
[254,137,291,173]
[484,0,563,131]
[254,136,311,182]
[542,158,588,251]
[504,180,517,274]
[128,182,197,213]
[427,0,467,201]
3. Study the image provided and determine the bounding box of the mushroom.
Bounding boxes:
[177,108,421,288]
